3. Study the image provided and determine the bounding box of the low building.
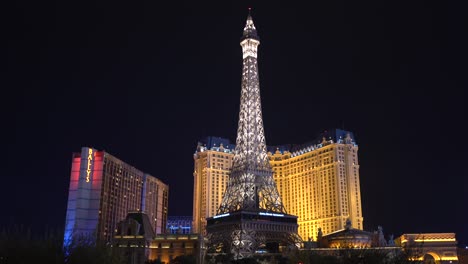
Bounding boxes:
[113,212,155,264]
[149,233,202,264]
[317,219,388,248]
[297,220,401,262]
[395,233,459,263]
[300,220,460,263]
[114,212,203,264]
[114,213,460,264]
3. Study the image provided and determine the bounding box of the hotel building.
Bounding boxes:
[192,129,363,240]
[192,137,234,234]
[270,129,363,241]
[64,147,169,245]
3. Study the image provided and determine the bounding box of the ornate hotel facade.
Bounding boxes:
[193,129,363,241]
[192,137,234,235]
[64,147,169,245]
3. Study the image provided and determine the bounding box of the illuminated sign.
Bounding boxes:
[86,148,93,182]
[213,213,230,219]
[259,212,284,217]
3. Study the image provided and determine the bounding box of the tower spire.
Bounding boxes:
[241,11,260,53]
[240,13,260,59]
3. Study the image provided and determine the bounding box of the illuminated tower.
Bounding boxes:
[206,12,301,259]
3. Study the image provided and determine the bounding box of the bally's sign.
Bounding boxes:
[86,148,93,182]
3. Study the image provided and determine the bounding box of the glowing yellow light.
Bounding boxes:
[416,238,456,242]
[86,148,93,182]
[441,256,458,261]
[409,256,458,261]
[401,238,456,243]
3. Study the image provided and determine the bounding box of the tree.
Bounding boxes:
[0,225,124,264]
[64,233,125,264]
[0,225,64,264]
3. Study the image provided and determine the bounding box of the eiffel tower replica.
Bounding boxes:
[206,11,302,259]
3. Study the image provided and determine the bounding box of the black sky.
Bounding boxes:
[2,0,467,245]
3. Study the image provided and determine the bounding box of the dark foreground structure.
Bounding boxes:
[111,212,461,264]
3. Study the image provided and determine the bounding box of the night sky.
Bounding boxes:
[3,1,467,246]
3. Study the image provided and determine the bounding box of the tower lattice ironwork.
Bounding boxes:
[206,12,302,260]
